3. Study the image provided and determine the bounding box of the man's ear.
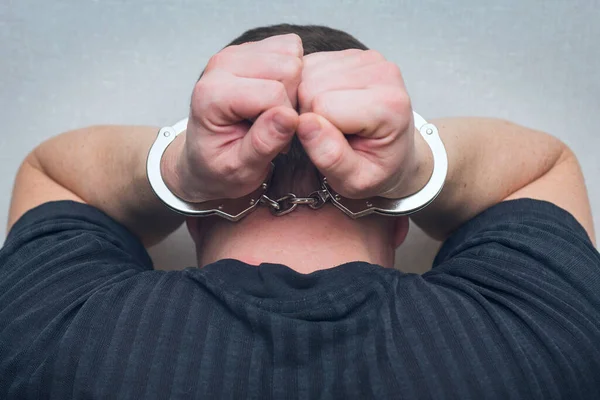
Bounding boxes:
[392,216,410,249]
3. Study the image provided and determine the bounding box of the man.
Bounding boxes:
[1,23,598,399]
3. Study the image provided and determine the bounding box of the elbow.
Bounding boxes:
[556,144,578,165]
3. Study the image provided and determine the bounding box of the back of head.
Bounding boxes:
[224,24,369,198]
[191,26,404,271]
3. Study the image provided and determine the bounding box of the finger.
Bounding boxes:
[303,49,383,75]
[238,106,299,168]
[207,52,302,106]
[231,33,303,57]
[302,49,365,67]
[296,112,361,184]
[311,89,411,140]
[299,62,405,114]
[216,52,302,81]
[193,72,293,127]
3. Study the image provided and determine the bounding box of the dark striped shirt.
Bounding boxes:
[1,199,599,399]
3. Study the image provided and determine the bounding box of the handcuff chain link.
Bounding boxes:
[260,189,330,216]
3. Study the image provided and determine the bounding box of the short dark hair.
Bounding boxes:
[225,24,369,198]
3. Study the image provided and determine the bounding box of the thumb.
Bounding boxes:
[297,113,359,184]
[239,106,298,168]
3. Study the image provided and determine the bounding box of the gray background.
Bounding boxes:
[1,0,598,273]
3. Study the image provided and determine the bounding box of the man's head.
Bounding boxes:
[188,24,410,273]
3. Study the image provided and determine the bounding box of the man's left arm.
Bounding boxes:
[8,35,308,248]
[7,125,185,247]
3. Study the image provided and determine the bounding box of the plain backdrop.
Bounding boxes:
[1,0,598,273]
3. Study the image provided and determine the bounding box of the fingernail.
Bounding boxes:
[299,118,321,141]
[273,113,294,135]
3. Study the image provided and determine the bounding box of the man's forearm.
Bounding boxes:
[22,126,185,247]
[411,117,594,242]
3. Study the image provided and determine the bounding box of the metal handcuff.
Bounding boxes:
[147,111,448,221]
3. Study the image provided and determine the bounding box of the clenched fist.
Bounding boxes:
[164,34,425,207]
[163,34,303,202]
[296,49,419,199]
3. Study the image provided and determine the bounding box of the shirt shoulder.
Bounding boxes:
[411,199,600,393]
[434,198,596,264]
[0,202,199,398]
[428,199,600,301]
[4,200,152,268]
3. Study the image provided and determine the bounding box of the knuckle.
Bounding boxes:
[343,48,364,56]
[384,90,411,114]
[280,56,303,80]
[206,52,227,71]
[250,131,274,157]
[193,78,211,97]
[191,81,211,112]
[311,94,329,115]
[362,49,386,63]
[203,101,222,122]
[218,45,241,59]
[334,49,363,60]
[319,144,345,173]
[192,79,220,113]
[302,52,319,67]
[220,44,238,53]
[380,61,403,81]
[284,33,303,55]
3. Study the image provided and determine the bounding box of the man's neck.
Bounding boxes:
[195,206,395,274]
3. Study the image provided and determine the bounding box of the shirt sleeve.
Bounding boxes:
[428,198,600,339]
[0,201,154,345]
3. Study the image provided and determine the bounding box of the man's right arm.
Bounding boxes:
[411,117,595,244]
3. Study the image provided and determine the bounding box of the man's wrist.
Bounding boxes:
[160,133,192,202]
[383,129,434,199]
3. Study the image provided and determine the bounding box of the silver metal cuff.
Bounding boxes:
[147,111,448,220]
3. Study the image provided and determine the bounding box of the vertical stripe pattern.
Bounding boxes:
[1,201,600,399]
